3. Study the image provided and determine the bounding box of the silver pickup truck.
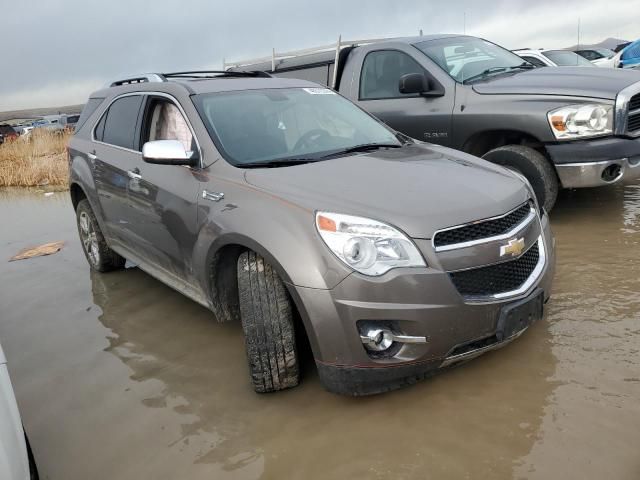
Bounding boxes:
[228,34,640,211]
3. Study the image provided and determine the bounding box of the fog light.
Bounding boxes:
[601,163,622,182]
[360,328,395,351]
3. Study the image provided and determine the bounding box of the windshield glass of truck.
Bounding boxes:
[193,88,401,166]
[414,37,528,83]
[543,50,594,66]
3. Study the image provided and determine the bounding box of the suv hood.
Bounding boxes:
[244,144,529,239]
[473,67,640,99]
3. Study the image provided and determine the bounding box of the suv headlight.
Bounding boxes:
[315,212,426,276]
[548,103,613,140]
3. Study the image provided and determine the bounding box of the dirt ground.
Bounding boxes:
[0,185,639,480]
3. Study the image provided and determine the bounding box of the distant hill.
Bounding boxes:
[0,104,83,124]
[566,37,629,51]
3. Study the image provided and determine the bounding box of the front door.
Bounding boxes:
[125,95,202,284]
[354,49,453,146]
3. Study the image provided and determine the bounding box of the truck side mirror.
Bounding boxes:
[399,73,444,98]
[399,73,428,94]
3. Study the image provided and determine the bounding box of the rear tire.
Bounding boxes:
[75,199,125,272]
[237,251,299,393]
[482,145,559,212]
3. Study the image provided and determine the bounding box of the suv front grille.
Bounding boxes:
[628,93,640,134]
[449,241,540,298]
[433,202,532,248]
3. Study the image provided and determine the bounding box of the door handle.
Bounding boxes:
[127,168,142,180]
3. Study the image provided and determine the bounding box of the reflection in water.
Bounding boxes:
[90,264,556,479]
[514,185,640,480]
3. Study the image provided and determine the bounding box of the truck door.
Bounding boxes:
[351,48,453,146]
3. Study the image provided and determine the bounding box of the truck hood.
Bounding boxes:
[473,67,640,100]
[244,144,529,239]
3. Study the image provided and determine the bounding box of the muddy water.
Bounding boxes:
[0,186,639,480]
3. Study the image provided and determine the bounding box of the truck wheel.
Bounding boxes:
[75,199,125,272]
[482,145,558,211]
[237,251,299,393]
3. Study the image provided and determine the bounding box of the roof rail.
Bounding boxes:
[162,70,272,79]
[223,34,397,88]
[109,73,166,87]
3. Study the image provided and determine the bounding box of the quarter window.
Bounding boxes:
[98,95,144,150]
[360,50,426,100]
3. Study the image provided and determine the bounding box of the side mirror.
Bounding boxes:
[399,73,444,98]
[399,73,428,95]
[142,140,198,166]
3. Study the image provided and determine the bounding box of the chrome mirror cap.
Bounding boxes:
[142,140,195,165]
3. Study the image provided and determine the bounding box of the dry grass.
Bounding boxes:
[0,129,71,188]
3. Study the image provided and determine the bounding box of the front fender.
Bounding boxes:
[191,191,353,294]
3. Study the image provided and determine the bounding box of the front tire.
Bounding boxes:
[75,199,125,272]
[237,251,299,393]
[482,145,559,212]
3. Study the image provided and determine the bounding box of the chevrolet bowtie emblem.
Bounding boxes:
[500,238,525,258]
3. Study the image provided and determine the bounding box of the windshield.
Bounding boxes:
[414,36,529,83]
[543,50,594,66]
[193,88,401,166]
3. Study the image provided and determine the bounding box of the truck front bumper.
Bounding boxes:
[290,213,555,395]
[547,136,640,188]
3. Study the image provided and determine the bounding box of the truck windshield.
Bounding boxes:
[414,36,530,83]
[543,50,594,66]
[192,88,401,166]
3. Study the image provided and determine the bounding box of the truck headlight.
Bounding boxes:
[548,103,613,140]
[315,212,426,276]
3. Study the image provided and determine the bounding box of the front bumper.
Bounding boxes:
[546,136,640,188]
[290,214,555,395]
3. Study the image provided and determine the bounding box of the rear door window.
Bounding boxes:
[99,95,144,150]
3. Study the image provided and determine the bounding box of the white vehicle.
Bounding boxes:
[574,48,618,67]
[0,342,36,480]
[514,49,595,67]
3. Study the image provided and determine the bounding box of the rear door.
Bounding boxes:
[92,94,145,248]
[125,94,202,284]
[349,46,454,146]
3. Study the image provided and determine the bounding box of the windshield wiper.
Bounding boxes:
[463,63,535,84]
[319,143,403,159]
[239,158,318,168]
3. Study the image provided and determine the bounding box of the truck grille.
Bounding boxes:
[433,202,532,248]
[449,241,540,298]
[628,93,640,134]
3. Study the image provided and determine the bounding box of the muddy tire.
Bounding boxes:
[482,145,559,212]
[75,199,125,272]
[237,251,299,393]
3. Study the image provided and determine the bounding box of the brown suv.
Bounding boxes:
[68,71,555,395]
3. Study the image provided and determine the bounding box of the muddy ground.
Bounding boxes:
[0,185,639,480]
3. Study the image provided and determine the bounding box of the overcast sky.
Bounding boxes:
[2,0,638,111]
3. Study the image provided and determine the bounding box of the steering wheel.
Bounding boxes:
[293,129,332,151]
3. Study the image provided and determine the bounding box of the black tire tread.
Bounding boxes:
[76,199,126,272]
[482,145,559,212]
[237,251,299,393]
